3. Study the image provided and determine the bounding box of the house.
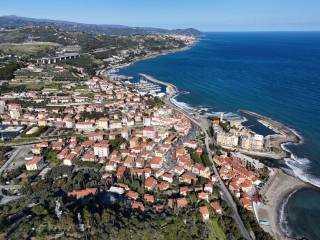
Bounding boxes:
[240,197,253,211]
[131,201,144,211]
[171,166,184,176]
[89,132,104,142]
[108,186,125,195]
[143,167,152,178]
[199,206,210,222]
[82,152,95,162]
[126,191,139,200]
[143,127,156,139]
[155,169,165,178]
[144,176,157,191]
[26,156,44,171]
[150,157,163,169]
[97,117,109,129]
[176,197,188,208]
[75,122,94,132]
[204,182,213,193]
[240,180,254,193]
[63,153,76,166]
[68,188,97,199]
[135,157,144,168]
[211,201,223,215]
[144,194,154,203]
[52,141,64,151]
[180,186,189,196]
[31,145,42,155]
[183,141,197,149]
[179,172,197,184]
[105,161,117,172]
[162,173,173,183]
[93,140,109,158]
[116,166,126,178]
[123,157,134,168]
[157,181,170,191]
[57,147,70,160]
[198,192,209,202]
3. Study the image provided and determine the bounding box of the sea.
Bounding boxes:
[118,32,320,239]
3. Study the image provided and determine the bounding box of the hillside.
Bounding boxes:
[0,15,202,37]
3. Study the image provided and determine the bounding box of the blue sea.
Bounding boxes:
[119,32,320,239]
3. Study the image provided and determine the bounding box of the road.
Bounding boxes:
[0,147,27,205]
[0,146,26,176]
[161,87,252,239]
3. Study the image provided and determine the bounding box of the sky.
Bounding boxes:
[1,0,320,31]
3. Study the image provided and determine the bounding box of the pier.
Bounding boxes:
[139,73,177,95]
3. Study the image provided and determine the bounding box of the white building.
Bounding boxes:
[93,141,110,158]
[26,156,44,171]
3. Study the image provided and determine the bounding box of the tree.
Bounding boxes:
[31,205,48,216]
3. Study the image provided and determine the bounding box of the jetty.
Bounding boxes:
[139,73,178,96]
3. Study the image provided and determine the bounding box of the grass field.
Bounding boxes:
[208,218,227,240]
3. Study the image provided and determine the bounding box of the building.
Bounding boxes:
[144,176,157,191]
[97,117,109,129]
[68,188,97,199]
[93,140,110,158]
[199,206,210,222]
[143,127,156,139]
[215,131,239,147]
[0,125,24,140]
[63,153,76,166]
[26,156,44,171]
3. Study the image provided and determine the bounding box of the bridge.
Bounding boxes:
[35,52,80,64]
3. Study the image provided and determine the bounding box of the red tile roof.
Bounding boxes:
[68,188,97,199]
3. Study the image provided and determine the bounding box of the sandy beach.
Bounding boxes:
[257,169,309,240]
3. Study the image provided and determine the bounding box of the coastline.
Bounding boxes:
[135,74,314,240]
[110,39,316,239]
[258,169,309,240]
[108,42,196,72]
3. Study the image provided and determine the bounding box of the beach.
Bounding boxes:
[256,169,308,239]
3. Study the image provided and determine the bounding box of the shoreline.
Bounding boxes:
[108,41,316,239]
[107,41,197,72]
[258,169,309,240]
[137,74,314,240]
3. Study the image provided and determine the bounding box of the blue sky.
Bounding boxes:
[1,0,320,31]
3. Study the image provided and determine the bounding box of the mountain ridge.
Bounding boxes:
[0,15,202,36]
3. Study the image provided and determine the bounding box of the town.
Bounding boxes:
[0,22,274,240]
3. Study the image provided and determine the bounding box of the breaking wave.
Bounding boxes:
[279,189,299,237]
[282,143,320,188]
[170,94,197,113]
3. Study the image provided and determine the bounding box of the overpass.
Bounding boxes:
[35,52,80,64]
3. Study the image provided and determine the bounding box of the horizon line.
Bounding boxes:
[1,15,320,33]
